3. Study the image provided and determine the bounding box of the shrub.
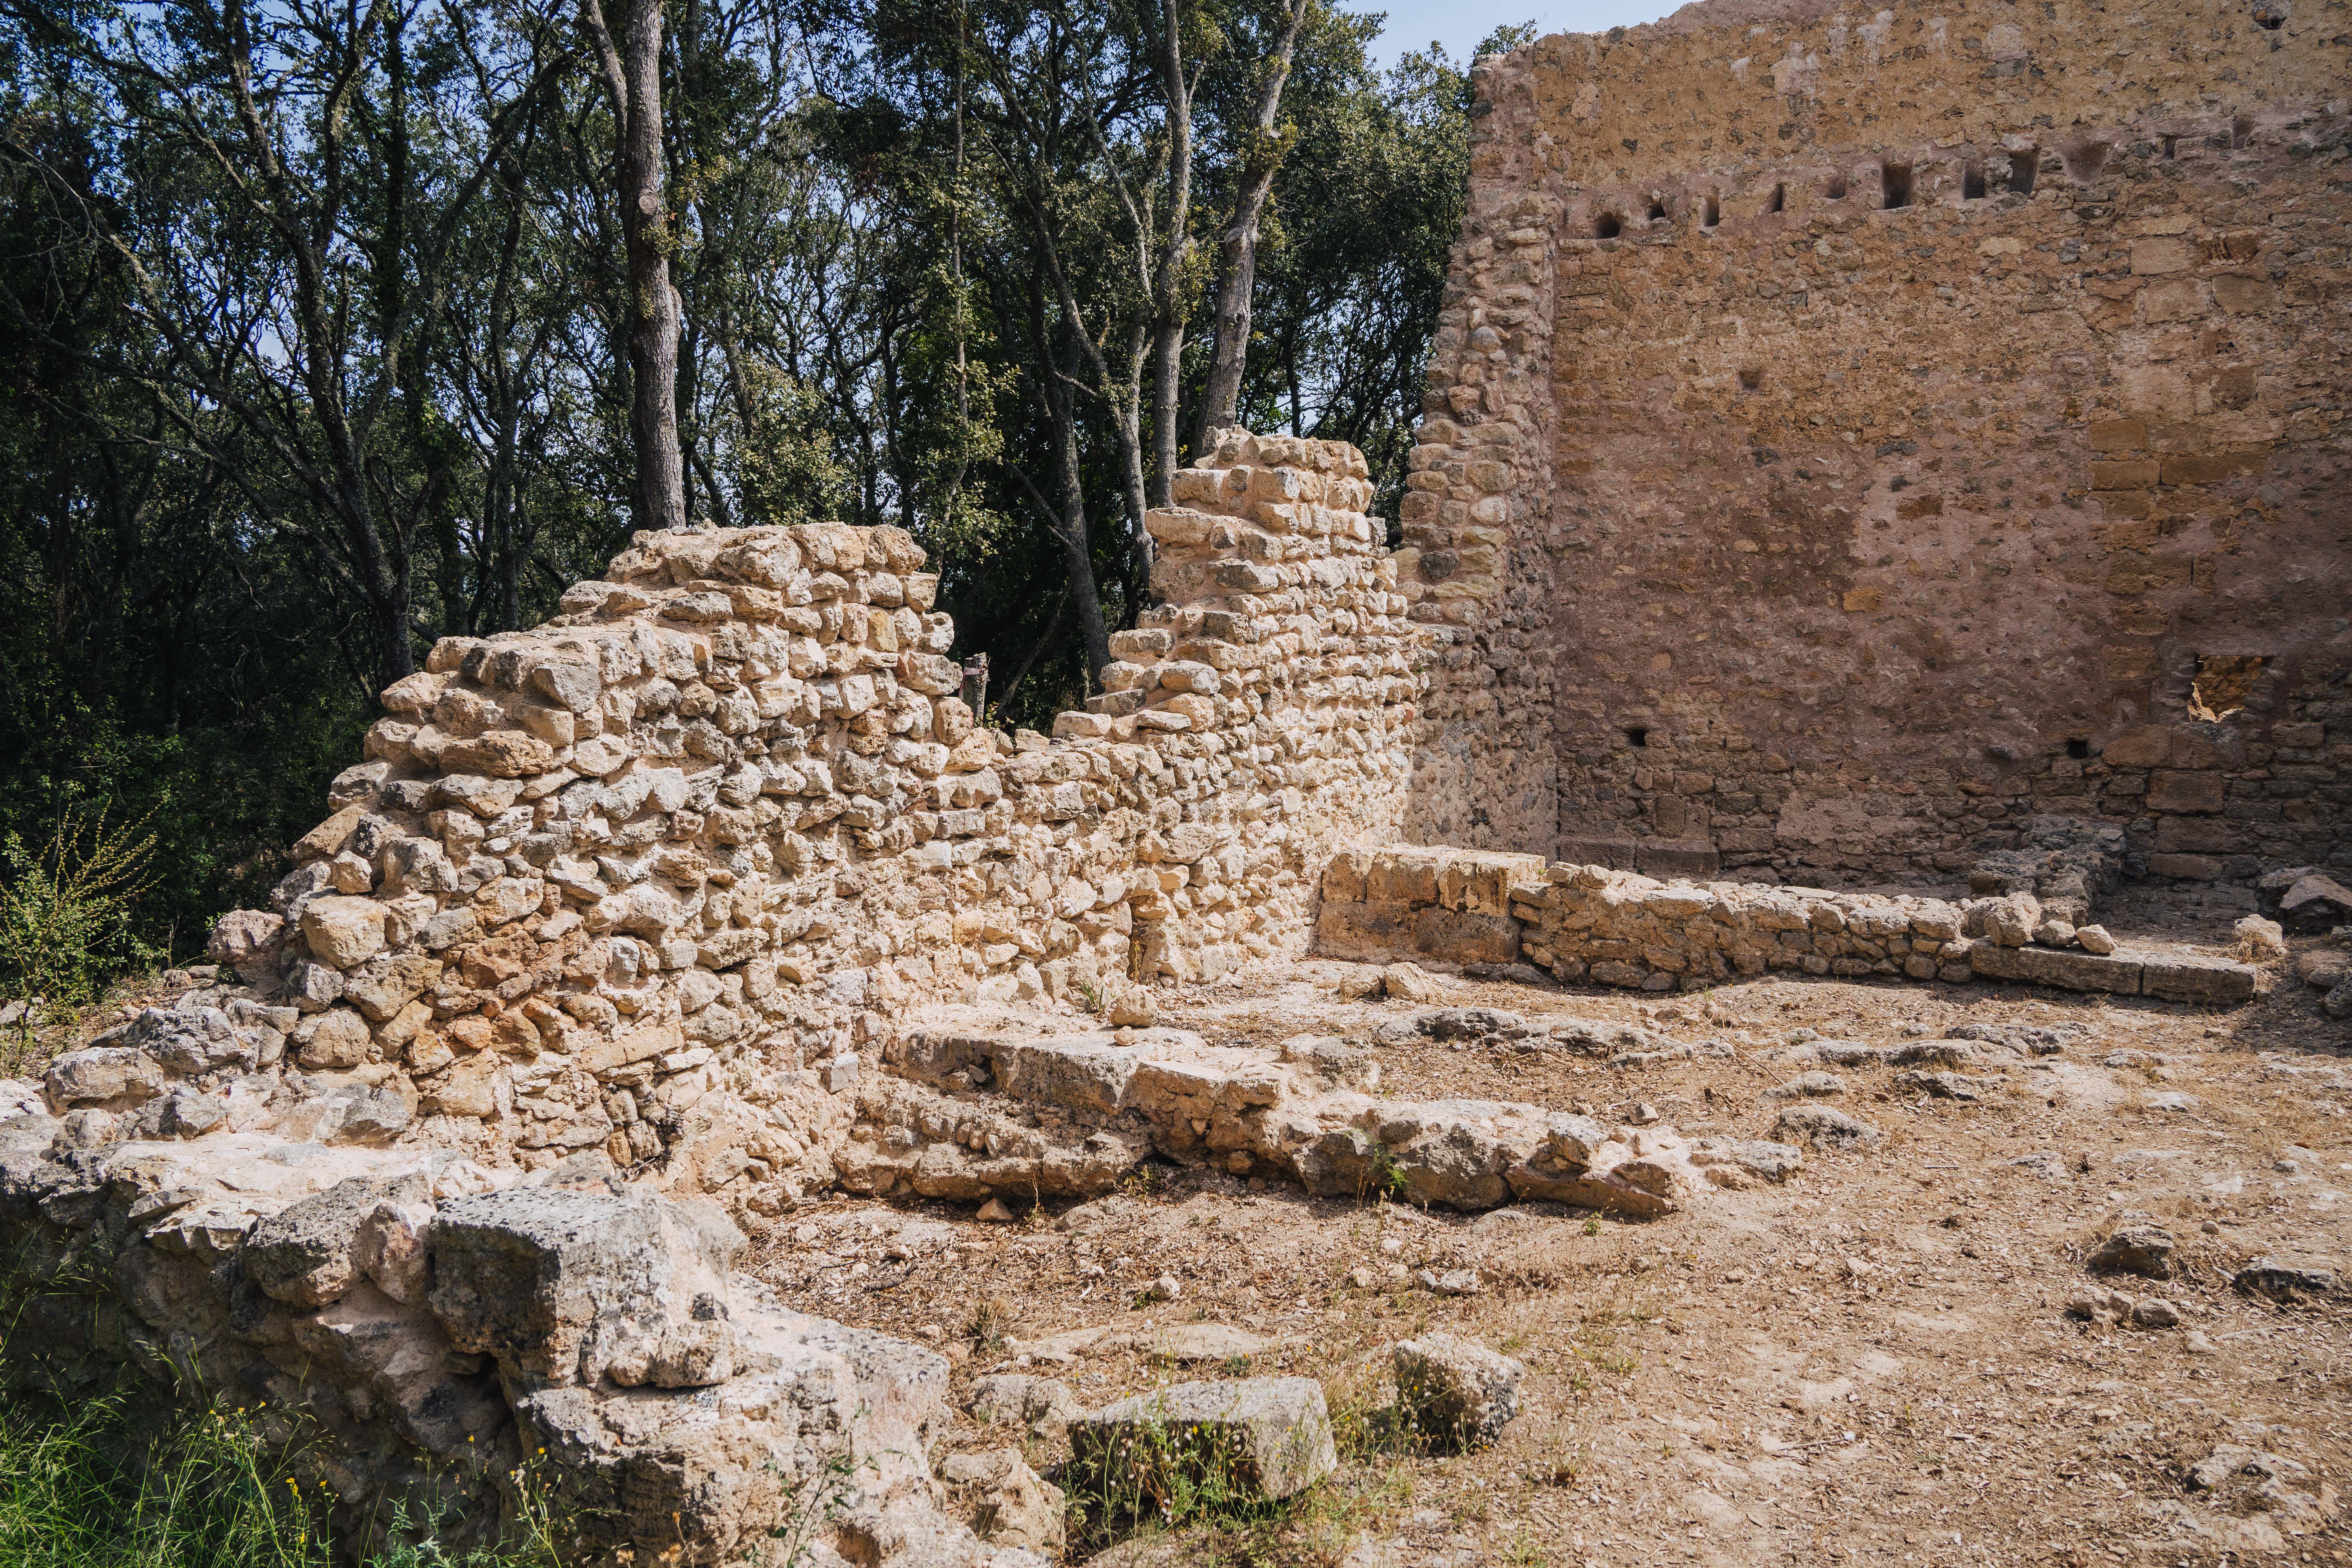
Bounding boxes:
[0,804,159,1021]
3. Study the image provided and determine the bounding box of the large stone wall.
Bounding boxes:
[1409,0,2352,882]
[193,429,1421,1197]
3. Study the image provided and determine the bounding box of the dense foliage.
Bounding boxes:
[0,0,1528,984]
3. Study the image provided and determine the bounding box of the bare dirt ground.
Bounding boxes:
[748,923,2352,1567]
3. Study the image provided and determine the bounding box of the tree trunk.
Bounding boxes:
[581,0,688,532]
[1194,0,1309,444]
[1145,0,1193,509]
[1051,333,1111,689]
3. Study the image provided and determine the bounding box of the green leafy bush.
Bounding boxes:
[0,806,159,1019]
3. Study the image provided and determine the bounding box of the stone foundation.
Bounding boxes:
[1316,845,2258,1004]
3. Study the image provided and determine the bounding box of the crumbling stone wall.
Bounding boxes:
[195,429,1420,1199]
[1409,0,2351,882]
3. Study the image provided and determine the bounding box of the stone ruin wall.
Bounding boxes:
[191,427,1422,1203]
[1406,0,2352,885]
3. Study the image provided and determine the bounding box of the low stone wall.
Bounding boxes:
[1316,847,2257,1004]
[170,429,1419,1201]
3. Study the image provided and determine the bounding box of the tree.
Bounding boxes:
[577,0,688,532]
[1192,0,1305,443]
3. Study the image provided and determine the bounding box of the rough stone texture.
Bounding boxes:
[1318,845,2258,1000]
[1412,0,2349,879]
[859,1018,1707,1217]
[1392,1333,1527,1451]
[1067,1376,1340,1504]
[181,432,1420,1205]
[0,1122,1026,1568]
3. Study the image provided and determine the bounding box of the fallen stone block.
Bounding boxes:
[1391,1333,1525,1451]
[1067,1377,1339,1510]
[2089,1224,2177,1280]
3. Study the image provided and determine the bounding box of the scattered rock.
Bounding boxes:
[2074,924,2117,955]
[1067,1377,1339,1505]
[1108,989,1159,1028]
[2232,915,2288,962]
[1688,1137,1804,1186]
[1895,1069,1997,1102]
[1762,1071,1845,1101]
[936,1448,1067,1553]
[969,1374,1083,1439]
[1391,1333,1525,1451]
[1416,1267,1481,1296]
[976,1197,1015,1223]
[2088,1224,2176,1280]
[2233,1258,2337,1299]
[1381,963,1443,1002]
[1771,1105,1883,1151]
[2280,873,2352,922]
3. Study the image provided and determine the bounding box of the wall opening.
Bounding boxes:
[1962,159,1988,200]
[1702,191,1720,227]
[1880,160,1914,209]
[2060,139,2112,182]
[2006,146,2040,194]
[1646,195,1668,223]
[1824,172,1847,200]
[2189,655,2265,721]
[1768,181,1785,214]
[2065,737,2091,760]
[1623,726,1650,748]
[2160,134,2178,160]
[1593,211,1622,239]
[1737,366,1764,392]
[2231,115,2254,149]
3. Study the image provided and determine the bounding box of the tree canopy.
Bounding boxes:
[0,0,1531,971]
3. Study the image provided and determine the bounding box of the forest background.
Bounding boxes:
[0,0,1531,996]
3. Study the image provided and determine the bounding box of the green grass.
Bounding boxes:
[0,1396,555,1568]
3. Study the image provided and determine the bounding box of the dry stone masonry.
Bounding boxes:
[1318,842,2259,1002]
[181,429,1419,1202]
[9,2,2347,1543]
[1411,0,2350,880]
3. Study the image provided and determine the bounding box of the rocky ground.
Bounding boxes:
[746,931,2351,1566]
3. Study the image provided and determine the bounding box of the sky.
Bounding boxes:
[1360,0,1676,68]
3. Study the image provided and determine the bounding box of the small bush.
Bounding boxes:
[0,804,159,1022]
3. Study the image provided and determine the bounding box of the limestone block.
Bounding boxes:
[430,1187,746,1391]
[302,895,388,968]
[1068,1377,1339,1504]
[1392,1333,1526,1451]
[243,1172,432,1308]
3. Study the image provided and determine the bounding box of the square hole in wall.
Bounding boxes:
[1594,211,1622,239]
[1962,159,1987,200]
[2007,145,2040,193]
[2065,737,2091,760]
[1881,160,1914,209]
[1768,181,1785,214]
[1825,171,1848,200]
[1623,726,1650,748]
[2189,655,2264,721]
